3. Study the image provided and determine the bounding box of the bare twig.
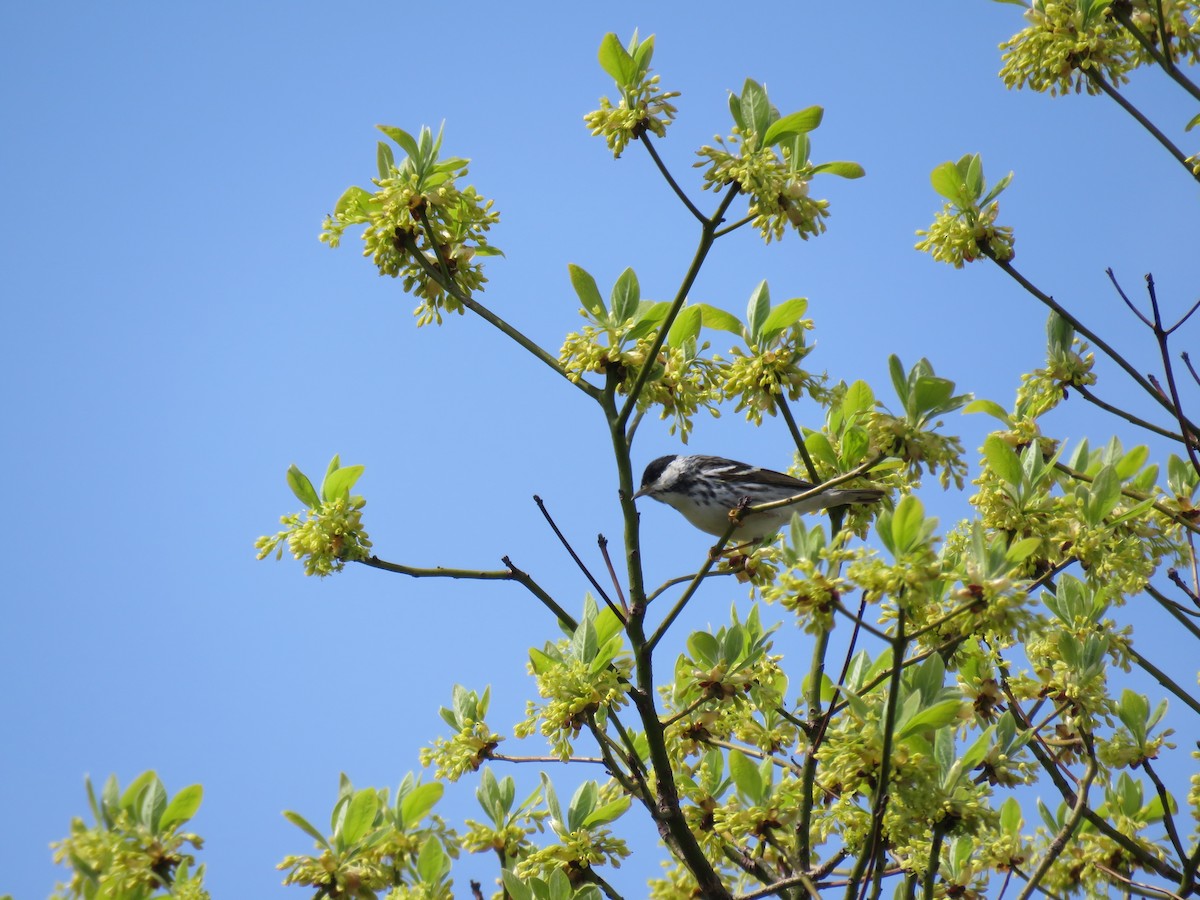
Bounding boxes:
[533,495,623,622]
[597,534,628,614]
[357,554,577,629]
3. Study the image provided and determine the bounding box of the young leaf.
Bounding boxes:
[610,267,641,322]
[568,264,606,318]
[376,125,419,161]
[322,464,364,502]
[597,32,635,84]
[376,141,395,180]
[746,281,771,343]
[416,836,448,883]
[340,788,379,846]
[810,160,865,178]
[930,161,966,205]
[760,297,809,340]
[667,304,702,348]
[287,465,321,509]
[399,782,444,828]
[984,436,1023,486]
[963,399,1011,424]
[762,106,824,146]
[696,303,744,335]
[159,784,203,832]
[727,749,763,804]
[284,810,333,853]
[739,79,772,139]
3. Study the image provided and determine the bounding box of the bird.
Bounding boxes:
[633,454,884,543]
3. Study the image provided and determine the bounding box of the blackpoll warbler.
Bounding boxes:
[633,454,884,542]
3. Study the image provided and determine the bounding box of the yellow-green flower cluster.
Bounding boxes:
[383,883,452,900]
[719,335,827,426]
[256,495,372,577]
[517,655,632,760]
[584,74,680,158]
[321,168,499,327]
[513,828,630,880]
[558,330,721,440]
[51,812,209,900]
[278,847,392,896]
[915,202,1014,268]
[420,720,504,782]
[760,565,844,633]
[999,0,1138,95]
[461,818,536,859]
[696,136,831,242]
[869,412,969,489]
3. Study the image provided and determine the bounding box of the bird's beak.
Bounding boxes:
[632,486,647,500]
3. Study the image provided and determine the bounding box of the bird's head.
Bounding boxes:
[633,455,685,499]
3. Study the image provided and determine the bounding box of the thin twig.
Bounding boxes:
[1015,737,1099,900]
[778,395,821,483]
[402,227,600,399]
[356,554,577,629]
[533,495,623,621]
[640,133,707,224]
[1084,69,1200,183]
[1128,645,1200,716]
[1141,757,1187,861]
[1075,384,1187,443]
[1141,273,1200,473]
[597,534,628,613]
[1109,3,1200,103]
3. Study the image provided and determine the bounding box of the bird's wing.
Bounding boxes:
[697,457,814,491]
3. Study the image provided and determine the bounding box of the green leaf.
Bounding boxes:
[760,297,809,340]
[1006,536,1042,563]
[898,699,965,738]
[688,630,720,664]
[287,465,321,509]
[1115,445,1149,480]
[120,771,158,814]
[984,436,1023,486]
[597,32,634,84]
[400,782,444,827]
[376,125,419,161]
[964,153,983,201]
[631,33,655,75]
[376,142,395,180]
[810,160,865,178]
[159,784,203,831]
[322,464,364,502]
[416,836,448,883]
[930,161,965,205]
[568,263,606,318]
[980,171,1014,207]
[762,106,823,145]
[728,91,745,132]
[888,355,908,406]
[141,777,168,832]
[582,796,631,828]
[1087,464,1123,523]
[610,267,641,322]
[627,301,671,341]
[284,810,333,852]
[341,788,379,846]
[746,280,771,343]
[963,399,1011,423]
[667,304,702,348]
[739,79,772,139]
[1186,111,1200,132]
[696,303,744,335]
[501,871,533,900]
[889,495,926,554]
[727,749,763,804]
[842,380,875,418]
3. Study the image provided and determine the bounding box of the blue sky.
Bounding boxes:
[3,2,1197,897]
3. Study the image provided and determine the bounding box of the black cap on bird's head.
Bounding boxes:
[633,455,680,499]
